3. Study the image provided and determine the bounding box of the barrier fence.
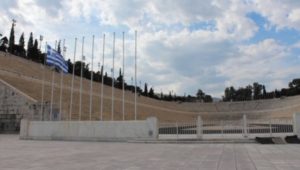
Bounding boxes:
[159,115,294,140]
[159,121,198,139]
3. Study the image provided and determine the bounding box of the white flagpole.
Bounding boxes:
[134,31,137,120]
[122,32,125,120]
[50,67,55,121]
[59,39,65,121]
[98,61,101,118]
[69,38,77,121]
[89,35,95,121]
[79,36,85,121]
[55,40,57,50]
[111,32,115,121]
[100,34,105,120]
[40,42,47,120]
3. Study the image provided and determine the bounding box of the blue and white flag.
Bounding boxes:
[46,45,68,73]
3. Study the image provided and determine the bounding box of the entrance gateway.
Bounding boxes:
[158,115,294,140]
[0,114,22,133]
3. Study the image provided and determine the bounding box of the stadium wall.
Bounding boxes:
[20,117,158,141]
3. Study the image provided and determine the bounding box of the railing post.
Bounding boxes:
[221,120,224,138]
[269,119,272,137]
[243,114,248,138]
[197,116,203,139]
[176,122,178,140]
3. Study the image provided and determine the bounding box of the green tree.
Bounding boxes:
[149,87,154,98]
[262,85,267,98]
[19,32,25,48]
[15,33,26,57]
[245,85,253,100]
[8,21,15,53]
[223,86,236,101]
[287,78,300,96]
[57,40,61,54]
[223,87,230,101]
[67,59,73,74]
[27,32,34,59]
[27,33,33,50]
[253,82,263,100]
[289,79,300,88]
[196,89,205,101]
[116,68,124,88]
[32,39,40,62]
[144,83,148,96]
[203,95,213,103]
[100,65,104,81]
[168,91,172,101]
[19,33,25,49]
[34,39,38,49]
[235,85,252,101]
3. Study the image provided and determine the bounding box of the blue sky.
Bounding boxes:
[1,0,300,98]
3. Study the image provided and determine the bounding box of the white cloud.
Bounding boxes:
[254,0,300,31]
[216,39,299,91]
[1,0,300,98]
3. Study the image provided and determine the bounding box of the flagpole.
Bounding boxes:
[134,30,137,121]
[122,32,125,120]
[40,42,46,121]
[50,66,55,121]
[111,32,115,121]
[100,34,105,120]
[59,39,65,121]
[89,35,95,121]
[55,40,57,50]
[79,36,85,121]
[69,38,77,121]
[98,61,101,118]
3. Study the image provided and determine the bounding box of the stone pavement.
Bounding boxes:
[1,135,300,170]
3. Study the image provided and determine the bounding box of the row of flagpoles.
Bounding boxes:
[40,31,138,121]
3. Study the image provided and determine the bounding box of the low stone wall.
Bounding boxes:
[20,117,158,141]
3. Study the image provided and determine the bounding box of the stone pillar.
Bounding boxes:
[20,119,29,139]
[293,113,300,136]
[197,116,203,139]
[146,117,158,139]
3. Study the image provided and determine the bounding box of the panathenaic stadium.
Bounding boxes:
[2,51,300,142]
[1,51,300,122]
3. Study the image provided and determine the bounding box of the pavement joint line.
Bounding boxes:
[243,143,258,170]
[254,144,279,170]
[216,143,225,170]
[233,144,238,170]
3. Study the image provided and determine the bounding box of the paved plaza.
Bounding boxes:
[1,135,300,170]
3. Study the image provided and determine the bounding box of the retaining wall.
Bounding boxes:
[20,117,158,141]
[0,78,39,132]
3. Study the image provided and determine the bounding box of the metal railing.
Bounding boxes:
[247,119,293,138]
[159,121,197,140]
[202,119,245,139]
[158,116,294,140]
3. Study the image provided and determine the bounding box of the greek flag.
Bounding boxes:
[46,45,68,73]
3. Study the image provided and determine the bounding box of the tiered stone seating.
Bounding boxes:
[1,51,300,122]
